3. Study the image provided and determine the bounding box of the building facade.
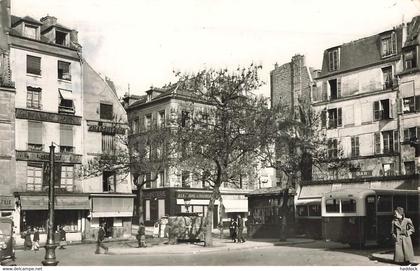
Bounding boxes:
[127,86,253,227]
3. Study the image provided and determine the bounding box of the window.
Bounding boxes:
[145,114,152,131]
[403,49,417,70]
[27,55,41,75]
[328,48,340,72]
[58,89,74,114]
[101,134,115,153]
[24,25,38,39]
[403,96,415,113]
[377,195,392,212]
[327,108,342,129]
[382,131,394,154]
[296,206,308,217]
[55,30,68,46]
[158,111,165,128]
[373,99,392,121]
[404,161,415,175]
[351,136,359,157]
[158,171,165,187]
[308,204,321,216]
[133,119,139,134]
[381,32,397,57]
[100,103,113,120]
[382,66,393,89]
[328,79,341,100]
[325,199,339,213]
[58,61,71,80]
[60,124,73,153]
[382,163,395,176]
[181,111,190,127]
[341,199,356,213]
[60,165,74,192]
[28,121,42,151]
[27,163,43,191]
[403,127,418,143]
[145,173,152,189]
[328,139,338,159]
[182,171,190,188]
[102,171,116,192]
[26,87,41,109]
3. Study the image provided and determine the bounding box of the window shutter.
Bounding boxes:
[391,32,397,54]
[388,100,394,119]
[60,124,73,147]
[374,132,381,154]
[337,78,341,98]
[404,129,409,142]
[415,96,420,112]
[416,127,420,140]
[28,121,42,144]
[373,101,380,121]
[393,130,399,152]
[321,109,327,128]
[337,108,342,127]
[322,81,328,101]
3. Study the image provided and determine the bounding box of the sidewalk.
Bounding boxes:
[370,248,420,265]
[108,238,315,255]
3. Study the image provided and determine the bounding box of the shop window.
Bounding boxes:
[26,163,43,191]
[60,165,74,192]
[328,48,340,72]
[404,161,415,175]
[113,218,123,227]
[57,61,71,81]
[26,86,42,109]
[27,55,41,75]
[377,195,392,212]
[381,32,397,57]
[55,210,79,232]
[103,171,116,192]
[21,210,48,232]
[100,103,113,120]
[28,121,43,151]
[341,199,356,213]
[404,49,417,70]
[325,199,339,213]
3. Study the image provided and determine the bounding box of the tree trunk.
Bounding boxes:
[137,185,144,225]
[204,186,220,247]
[280,188,289,241]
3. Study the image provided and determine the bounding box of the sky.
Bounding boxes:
[11,0,420,98]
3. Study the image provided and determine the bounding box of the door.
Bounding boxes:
[365,196,377,243]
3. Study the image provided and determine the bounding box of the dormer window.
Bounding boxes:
[24,24,38,39]
[381,32,397,58]
[55,30,68,46]
[328,48,340,72]
[403,49,417,70]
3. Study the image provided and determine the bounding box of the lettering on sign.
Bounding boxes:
[88,125,126,135]
[16,151,82,164]
[144,190,166,199]
[351,171,373,178]
[176,192,213,200]
[0,197,14,210]
[15,108,81,125]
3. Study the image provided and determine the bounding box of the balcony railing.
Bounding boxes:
[383,79,398,90]
[58,105,75,115]
[27,143,43,151]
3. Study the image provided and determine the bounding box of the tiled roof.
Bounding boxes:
[319,26,403,78]
[11,15,42,27]
[405,15,420,48]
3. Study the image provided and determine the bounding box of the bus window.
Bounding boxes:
[326,199,339,213]
[308,204,321,216]
[341,199,356,213]
[296,206,308,217]
[377,195,392,212]
[407,195,419,212]
[393,195,406,211]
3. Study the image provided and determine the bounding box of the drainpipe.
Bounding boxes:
[396,73,402,175]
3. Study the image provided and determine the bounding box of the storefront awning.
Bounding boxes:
[298,184,332,199]
[91,196,134,218]
[222,199,248,213]
[20,195,90,210]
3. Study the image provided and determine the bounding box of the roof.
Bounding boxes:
[11,15,42,27]
[404,15,420,48]
[318,26,403,78]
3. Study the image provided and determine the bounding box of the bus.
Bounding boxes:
[0,218,15,265]
[321,188,420,248]
[295,199,322,239]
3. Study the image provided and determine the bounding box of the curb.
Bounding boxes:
[369,251,419,266]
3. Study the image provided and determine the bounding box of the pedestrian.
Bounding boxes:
[217,222,224,239]
[95,223,108,254]
[392,207,415,266]
[236,215,245,243]
[32,227,40,252]
[58,226,67,249]
[137,223,146,248]
[229,218,237,242]
[23,228,32,251]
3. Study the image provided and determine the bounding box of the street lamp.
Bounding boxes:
[42,143,59,266]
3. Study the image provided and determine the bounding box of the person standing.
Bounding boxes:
[229,218,237,242]
[32,227,40,251]
[95,223,108,254]
[136,223,146,248]
[392,207,415,266]
[58,226,67,249]
[237,215,245,243]
[23,228,32,251]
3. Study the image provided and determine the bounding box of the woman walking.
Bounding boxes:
[391,207,415,266]
[32,227,40,251]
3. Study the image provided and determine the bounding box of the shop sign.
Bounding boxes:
[15,108,81,125]
[143,190,166,200]
[351,171,373,178]
[177,192,212,200]
[0,196,15,210]
[88,125,126,135]
[16,151,82,164]
[20,195,90,210]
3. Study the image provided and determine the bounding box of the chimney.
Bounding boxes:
[70,30,78,44]
[0,0,11,50]
[402,22,408,47]
[40,15,57,28]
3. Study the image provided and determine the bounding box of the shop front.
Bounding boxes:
[87,193,135,240]
[14,192,90,244]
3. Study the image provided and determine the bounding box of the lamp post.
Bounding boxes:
[42,144,59,266]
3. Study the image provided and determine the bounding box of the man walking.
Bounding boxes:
[237,215,245,243]
[95,223,108,254]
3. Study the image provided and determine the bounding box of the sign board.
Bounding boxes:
[176,192,213,200]
[0,196,15,210]
[20,195,90,210]
[88,125,126,135]
[143,190,166,200]
[16,151,82,164]
[351,171,373,178]
[15,108,81,125]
